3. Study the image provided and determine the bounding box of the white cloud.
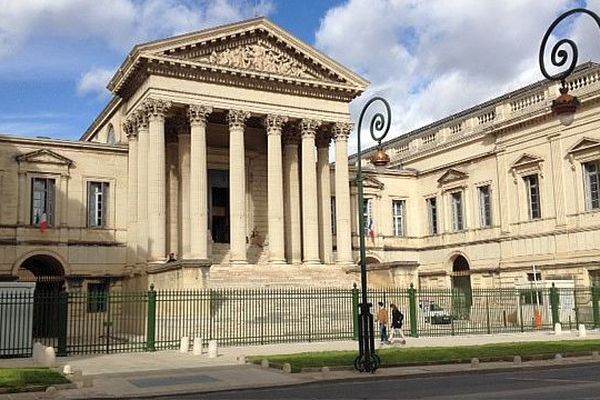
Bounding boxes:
[77,67,114,98]
[316,0,599,152]
[0,0,275,59]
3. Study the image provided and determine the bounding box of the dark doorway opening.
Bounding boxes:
[209,170,229,243]
[18,255,65,338]
[451,255,472,319]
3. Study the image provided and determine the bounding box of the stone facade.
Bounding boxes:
[1,18,600,291]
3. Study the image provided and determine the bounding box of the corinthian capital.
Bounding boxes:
[227,109,251,130]
[134,109,149,131]
[300,119,322,138]
[187,104,213,126]
[142,98,172,119]
[264,114,288,135]
[123,117,137,140]
[332,122,353,142]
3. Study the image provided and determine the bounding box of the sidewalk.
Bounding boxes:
[1,330,598,399]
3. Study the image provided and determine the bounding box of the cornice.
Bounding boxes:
[0,135,128,153]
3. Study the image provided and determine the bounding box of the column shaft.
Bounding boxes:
[146,99,171,261]
[189,105,212,261]
[137,114,149,261]
[283,138,302,264]
[126,129,138,265]
[178,134,191,258]
[167,142,179,256]
[266,115,287,263]
[317,140,333,264]
[301,119,321,264]
[334,123,353,264]
[228,110,250,264]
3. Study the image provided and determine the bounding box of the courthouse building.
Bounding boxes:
[0,18,600,293]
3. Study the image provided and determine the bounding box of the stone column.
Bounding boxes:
[124,119,138,265]
[136,110,150,261]
[333,122,353,264]
[188,104,212,261]
[316,131,333,264]
[145,98,171,261]
[178,133,191,259]
[227,109,250,264]
[167,141,179,256]
[265,114,287,264]
[283,126,302,264]
[301,119,321,264]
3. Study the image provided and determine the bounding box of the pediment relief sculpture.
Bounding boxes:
[437,168,468,184]
[16,149,73,167]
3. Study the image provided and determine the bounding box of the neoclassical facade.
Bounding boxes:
[1,18,600,292]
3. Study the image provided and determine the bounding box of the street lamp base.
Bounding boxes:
[354,302,381,373]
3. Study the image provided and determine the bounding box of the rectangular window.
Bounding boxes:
[362,198,373,236]
[392,200,405,237]
[88,182,109,228]
[583,161,600,210]
[524,174,541,219]
[451,191,464,231]
[87,282,109,313]
[520,290,544,305]
[31,178,55,226]
[331,196,336,235]
[478,185,492,227]
[427,197,438,235]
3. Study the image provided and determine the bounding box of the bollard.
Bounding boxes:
[592,351,599,361]
[282,363,292,374]
[554,322,562,335]
[513,355,522,365]
[62,364,72,375]
[192,337,203,356]
[43,346,56,368]
[471,358,479,368]
[261,359,269,369]
[236,355,246,364]
[179,337,190,353]
[578,324,587,338]
[554,354,563,363]
[33,342,44,365]
[207,340,218,358]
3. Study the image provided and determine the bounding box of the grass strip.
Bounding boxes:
[249,340,600,372]
[0,368,70,392]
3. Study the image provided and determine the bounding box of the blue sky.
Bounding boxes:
[0,0,597,144]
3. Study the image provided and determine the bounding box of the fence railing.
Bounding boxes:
[1,284,599,357]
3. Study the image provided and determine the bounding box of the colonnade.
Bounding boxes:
[124,97,354,266]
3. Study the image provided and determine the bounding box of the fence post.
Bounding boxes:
[408,284,418,338]
[351,283,359,340]
[550,283,560,326]
[486,294,491,335]
[519,293,524,333]
[593,285,600,329]
[57,291,68,357]
[146,284,157,352]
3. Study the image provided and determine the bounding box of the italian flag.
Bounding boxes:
[39,213,49,233]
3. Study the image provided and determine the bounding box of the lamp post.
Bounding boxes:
[353,97,391,373]
[539,8,600,125]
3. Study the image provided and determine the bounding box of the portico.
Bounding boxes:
[113,17,367,269]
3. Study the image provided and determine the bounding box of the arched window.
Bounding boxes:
[106,124,116,145]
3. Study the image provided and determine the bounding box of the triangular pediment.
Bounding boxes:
[511,153,543,169]
[349,174,385,189]
[567,137,600,154]
[16,149,73,167]
[110,17,368,94]
[438,168,468,184]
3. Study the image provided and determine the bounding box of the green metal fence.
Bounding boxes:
[1,284,599,357]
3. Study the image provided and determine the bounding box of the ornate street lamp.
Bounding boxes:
[539,8,600,126]
[353,97,391,373]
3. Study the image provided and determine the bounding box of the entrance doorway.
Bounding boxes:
[18,254,65,338]
[209,170,229,243]
[451,255,472,319]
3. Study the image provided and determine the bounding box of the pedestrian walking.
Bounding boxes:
[389,303,407,345]
[376,301,390,345]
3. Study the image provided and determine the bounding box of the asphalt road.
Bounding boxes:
[152,363,600,400]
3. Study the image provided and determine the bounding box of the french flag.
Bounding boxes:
[368,218,377,240]
[39,213,49,233]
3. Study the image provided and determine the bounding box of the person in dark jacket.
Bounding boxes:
[389,303,407,345]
